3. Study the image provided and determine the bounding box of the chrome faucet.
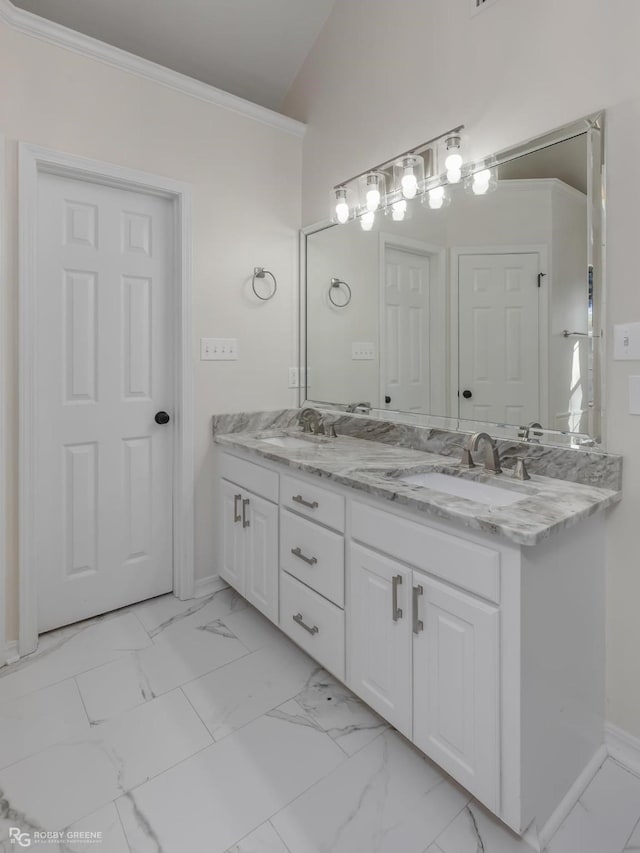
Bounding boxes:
[346,401,372,415]
[518,421,543,442]
[463,432,502,474]
[298,408,323,434]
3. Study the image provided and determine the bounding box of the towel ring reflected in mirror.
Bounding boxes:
[329,277,352,308]
[252,266,277,301]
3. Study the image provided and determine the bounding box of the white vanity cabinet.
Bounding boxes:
[219,454,279,621]
[349,503,500,810]
[217,447,606,842]
[348,543,413,738]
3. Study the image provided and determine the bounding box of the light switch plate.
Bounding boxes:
[629,376,640,414]
[288,367,299,389]
[614,323,640,360]
[352,342,375,360]
[201,338,238,360]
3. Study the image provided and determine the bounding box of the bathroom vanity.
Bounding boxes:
[213,412,620,845]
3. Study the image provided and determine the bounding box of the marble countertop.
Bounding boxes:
[215,429,621,546]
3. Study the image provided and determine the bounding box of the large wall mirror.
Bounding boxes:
[303,113,605,444]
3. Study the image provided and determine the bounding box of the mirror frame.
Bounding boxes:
[299,111,606,448]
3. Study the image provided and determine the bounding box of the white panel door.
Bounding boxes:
[382,248,431,413]
[458,252,540,424]
[413,573,500,811]
[35,172,174,632]
[220,480,245,594]
[348,543,412,737]
[244,491,278,622]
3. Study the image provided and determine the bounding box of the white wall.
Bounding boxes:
[283,0,640,738]
[0,18,302,641]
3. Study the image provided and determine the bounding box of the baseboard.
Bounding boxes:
[193,575,228,599]
[2,640,19,667]
[606,721,640,778]
[523,744,608,851]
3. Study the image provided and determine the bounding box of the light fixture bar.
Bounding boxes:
[332,124,464,190]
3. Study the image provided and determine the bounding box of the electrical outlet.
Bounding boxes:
[352,342,376,360]
[201,338,239,361]
[288,367,299,388]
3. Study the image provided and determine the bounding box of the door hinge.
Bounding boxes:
[537,273,546,288]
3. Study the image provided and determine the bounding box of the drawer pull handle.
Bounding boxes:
[233,494,242,523]
[293,612,319,636]
[291,547,318,566]
[392,574,403,622]
[413,584,424,634]
[242,498,250,528]
[292,494,319,510]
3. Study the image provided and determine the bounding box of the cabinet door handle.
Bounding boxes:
[291,547,318,566]
[392,574,403,621]
[242,498,250,528]
[292,494,319,510]
[293,612,319,635]
[413,584,424,634]
[233,494,242,523]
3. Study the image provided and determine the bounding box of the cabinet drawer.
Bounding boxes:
[221,452,278,503]
[351,501,500,603]
[280,510,344,607]
[280,571,345,680]
[281,474,345,532]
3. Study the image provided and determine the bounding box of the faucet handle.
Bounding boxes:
[513,456,531,481]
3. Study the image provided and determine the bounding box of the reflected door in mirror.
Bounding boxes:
[383,247,431,413]
[458,252,540,424]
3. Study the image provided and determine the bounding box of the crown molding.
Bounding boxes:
[0,0,306,139]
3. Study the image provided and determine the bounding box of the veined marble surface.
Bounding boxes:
[214,423,621,546]
[1,593,639,853]
[212,409,623,491]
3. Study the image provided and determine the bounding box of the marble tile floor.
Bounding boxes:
[0,589,639,853]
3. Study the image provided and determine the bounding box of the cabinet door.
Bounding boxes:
[413,573,500,811]
[348,543,412,737]
[244,491,279,622]
[220,480,245,594]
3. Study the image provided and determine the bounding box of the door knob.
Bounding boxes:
[155,411,171,425]
[462,390,472,399]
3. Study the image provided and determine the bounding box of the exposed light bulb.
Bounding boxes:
[366,188,381,212]
[361,211,375,231]
[428,186,445,210]
[401,163,418,199]
[472,169,492,195]
[336,201,349,223]
[334,188,349,223]
[445,136,463,184]
[365,173,382,212]
[391,200,407,221]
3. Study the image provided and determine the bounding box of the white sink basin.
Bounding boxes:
[259,435,316,449]
[399,471,526,507]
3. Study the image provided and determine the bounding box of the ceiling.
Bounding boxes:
[499,134,588,195]
[11,0,335,110]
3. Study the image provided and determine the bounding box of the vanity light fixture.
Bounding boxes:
[328,124,464,225]
[444,135,464,183]
[332,186,351,223]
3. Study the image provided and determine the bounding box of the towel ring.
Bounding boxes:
[329,277,352,308]
[252,267,277,301]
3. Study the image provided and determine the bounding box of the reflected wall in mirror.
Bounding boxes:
[304,114,604,443]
